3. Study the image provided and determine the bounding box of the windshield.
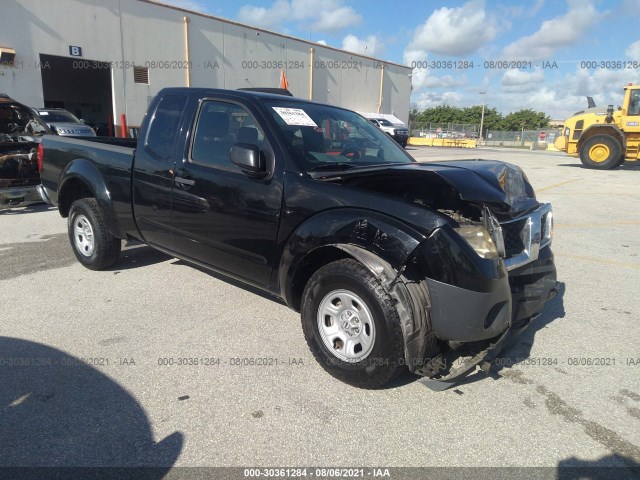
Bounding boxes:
[0,102,50,138]
[38,110,81,123]
[264,100,413,171]
[377,119,394,126]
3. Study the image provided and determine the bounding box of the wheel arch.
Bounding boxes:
[577,125,626,153]
[58,159,125,238]
[279,209,426,311]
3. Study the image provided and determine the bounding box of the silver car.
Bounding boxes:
[35,108,96,136]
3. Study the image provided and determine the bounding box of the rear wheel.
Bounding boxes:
[301,259,406,388]
[579,135,622,169]
[68,198,121,270]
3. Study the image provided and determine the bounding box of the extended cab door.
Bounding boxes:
[170,98,283,288]
[132,94,188,249]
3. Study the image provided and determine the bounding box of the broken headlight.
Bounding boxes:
[454,226,500,259]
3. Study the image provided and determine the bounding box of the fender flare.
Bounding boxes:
[278,208,426,306]
[577,124,626,153]
[58,158,124,238]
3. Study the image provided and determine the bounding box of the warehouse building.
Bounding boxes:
[0,0,411,134]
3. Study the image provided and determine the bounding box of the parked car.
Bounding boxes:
[368,118,409,148]
[0,93,50,207]
[39,87,557,390]
[35,108,96,136]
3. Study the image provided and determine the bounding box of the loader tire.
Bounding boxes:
[579,135,622,170]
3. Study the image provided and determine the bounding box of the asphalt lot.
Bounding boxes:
[1,146,639,476]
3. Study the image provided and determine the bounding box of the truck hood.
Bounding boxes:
[312,160,538,218]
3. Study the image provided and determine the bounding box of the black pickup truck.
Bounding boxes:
[40,88,557,389]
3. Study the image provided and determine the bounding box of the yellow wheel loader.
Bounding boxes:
[554,83,640,169]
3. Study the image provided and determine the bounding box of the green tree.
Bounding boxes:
[501,109,550,131]
[414,105,464,124]
[460,105,503,131]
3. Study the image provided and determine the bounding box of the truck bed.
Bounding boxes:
[39,135,137,236]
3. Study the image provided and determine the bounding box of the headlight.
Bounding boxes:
[454,226,499,259]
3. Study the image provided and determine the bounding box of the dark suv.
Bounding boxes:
[35,108,96,137]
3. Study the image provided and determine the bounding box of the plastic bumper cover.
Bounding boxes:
[0,185,42,208]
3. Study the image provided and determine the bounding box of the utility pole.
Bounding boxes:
[479,91,486,145]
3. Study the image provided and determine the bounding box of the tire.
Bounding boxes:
[301,259,406,388]
[68,198,121,270]
[579,135,622,169]
[401,139,408,148]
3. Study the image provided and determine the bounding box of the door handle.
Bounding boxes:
[174,176,195,187]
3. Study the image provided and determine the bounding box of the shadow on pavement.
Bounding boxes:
[557,453,640,480]
[0,202,55,215]
[0,337,183,477]
[558,163,640,171]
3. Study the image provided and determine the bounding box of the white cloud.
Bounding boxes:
[341,35,380,56]
[413,91,464,110]
[402,49,468,92]
[502,69,545,87]
[502,0,602,61]
[501,69,546,93]
[237,0,290,28]
[314,7,361,31]
[626,40,640,58]
[316,40,328,46]
[405,0,498,57]
[491,67,638,119]
[163,0,209,13]
[237,0,360,31]
[503,0,544,18]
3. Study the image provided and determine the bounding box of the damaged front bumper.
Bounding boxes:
[416,246,558,391]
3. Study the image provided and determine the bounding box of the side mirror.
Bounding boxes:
[230,143,267,176]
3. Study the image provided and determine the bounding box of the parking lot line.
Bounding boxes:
[537,179,581,192]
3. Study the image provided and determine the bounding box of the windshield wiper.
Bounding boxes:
[309,162,357,171]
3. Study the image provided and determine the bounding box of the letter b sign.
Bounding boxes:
[69,45,82,57]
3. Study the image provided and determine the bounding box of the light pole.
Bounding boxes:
[479,91,486,145]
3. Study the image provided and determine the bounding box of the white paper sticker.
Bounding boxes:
[39,111,48,116]
[272,107,317,127]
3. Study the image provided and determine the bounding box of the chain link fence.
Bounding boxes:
[484,128,563,148]
[408,122,480,139]
[409,122,562,148]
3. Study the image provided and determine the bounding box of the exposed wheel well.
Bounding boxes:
[59,178,94,217]
[290,246,352,311]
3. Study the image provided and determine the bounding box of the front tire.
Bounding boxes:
[579,135,622,169]
[68,198,121,270]
[301,259,406,388]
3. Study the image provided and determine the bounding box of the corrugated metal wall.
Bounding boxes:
[0,0,411,127]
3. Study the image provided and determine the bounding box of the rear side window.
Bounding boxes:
[145,95,187,159]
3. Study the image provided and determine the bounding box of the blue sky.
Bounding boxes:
[164,0,640,119]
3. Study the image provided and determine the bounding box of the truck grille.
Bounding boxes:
[501,204,553,271]
[502,218,527,258]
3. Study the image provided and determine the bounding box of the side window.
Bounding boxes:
[190,100,266,168]
[629,91,640,116]
[145,95,187,159]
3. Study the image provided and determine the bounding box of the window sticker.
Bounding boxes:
[272,107,318,127]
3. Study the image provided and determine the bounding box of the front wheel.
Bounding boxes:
[579,135,622,169]
[301,259,406,388]
[68,198,121,270]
